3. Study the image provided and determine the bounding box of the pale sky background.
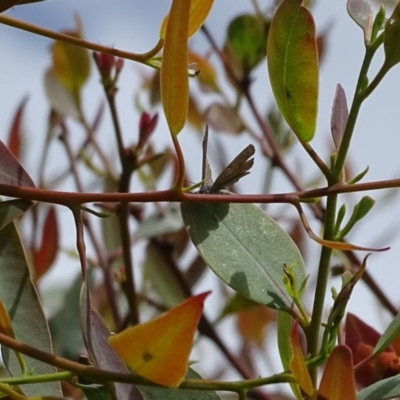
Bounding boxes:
[1,0,400,386]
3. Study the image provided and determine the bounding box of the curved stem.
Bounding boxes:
[0,15,163,63]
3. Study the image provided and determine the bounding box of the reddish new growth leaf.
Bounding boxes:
[318,345,356,400]
[7,96,28,160]
[345,313,400,388]
[33,207,59,280]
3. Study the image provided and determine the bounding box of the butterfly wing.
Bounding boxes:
[210,144,255,193]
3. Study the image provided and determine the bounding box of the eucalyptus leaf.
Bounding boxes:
[0,200,33,230]
[0,223,62,397]
[357,375,400,400]
[138,368,221,400]
[373,312,400,357]
[181,202,306,312]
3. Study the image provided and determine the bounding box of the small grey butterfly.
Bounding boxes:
[199,128,255,194]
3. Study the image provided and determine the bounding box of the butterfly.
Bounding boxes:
[199,127,255,194]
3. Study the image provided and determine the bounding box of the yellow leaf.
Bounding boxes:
[160,0,214,39]
[51,16,90,100]
[188,51,219,92]
[289,322,314,396]
[108,292,210,388]
[0,297,15,337]
[161,0,191,136]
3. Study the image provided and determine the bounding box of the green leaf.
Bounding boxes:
[225,14,268,76]
[142,241,187,308]
[181,203,306,312]
[373,312,400,357]
[138,368,221,399]
[0,200,33,230]
[347,0,373,43]
[48,273,85,360]
[51,16,90,94]
[277,311,302,399]
[384,1,400,70]
[336,196,375,239]
[134,204,183,240]
[0,222,62,397]
[267,0,318,142]
[357,375,400,400]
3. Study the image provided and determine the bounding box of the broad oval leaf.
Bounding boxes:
[0,222,62,397]
[161,0,191,136]
[225,14,268,75]
[181,202,306,312]
[357,375,400,400]
[51,17,90,94]
[138,368,221,400]
[347,0,373,43]
[267,0,318,142]
[0,199,33,230]
[203,103,243,134]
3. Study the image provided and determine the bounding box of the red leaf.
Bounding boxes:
[7,96,28,160]
[33,207,59,280]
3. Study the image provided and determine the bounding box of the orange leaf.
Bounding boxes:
[33,207,59,280]
[236,306,274,346]
[108,292,210,387]
[161,0,191,136]
[289,322,313,396]
[0,297,15,338]
[160,0,214,39]
[188,51,219,92]
[318,345,356,400]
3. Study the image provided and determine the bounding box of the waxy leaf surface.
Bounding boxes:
[0,223,62,397]
[181,203,306,312]
[161,0,191,135]
[357,375,400,400]
[108,292,210,388]
[139,368,221,399]
[267,0,318,142]
[0,139,35,187]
